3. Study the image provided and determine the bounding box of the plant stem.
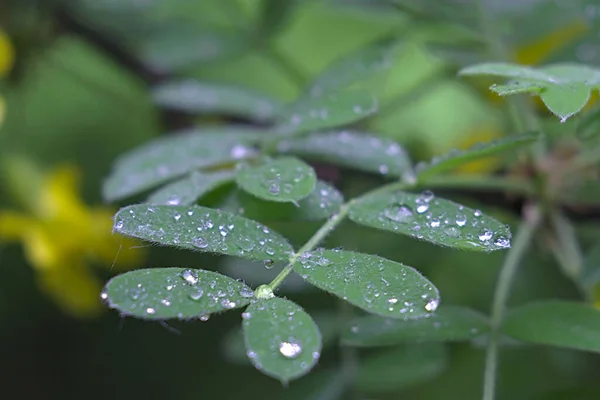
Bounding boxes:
[482,204,541,400]
[267,201,353,290]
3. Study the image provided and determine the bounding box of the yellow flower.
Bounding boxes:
[0,157,145,317]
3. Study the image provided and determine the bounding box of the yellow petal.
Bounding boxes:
[37,164,89,220]
[0,210,35,241]
[0,30,15,77]
[36,263,104,318]
[449,126,503,175]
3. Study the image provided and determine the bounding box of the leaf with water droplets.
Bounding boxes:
[275,90,378,136]
[277,131,413,178]
[224,311,339,365]
[307,39,400,96]
[146,170,234,206]
[113,205,294,261]
[102,268,253,319]
[502,300,600,353]
[539,83,591,122]
[294,249,440,319]
[342,305,489,347]
[235,157,317,203]
[151,80,283,122]
[356,344,449,393]
[489,81,543,96]
[349,190,512,251]
[103,127,261,202]
[138,27,247,73]
[242,297,322,383]
[416,133,537,181]
[221,180,343,221]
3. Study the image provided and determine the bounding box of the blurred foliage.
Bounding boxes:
[0,0,600,399]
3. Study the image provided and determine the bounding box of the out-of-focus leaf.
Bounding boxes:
[342,305,489,347]
[540,83,591,122]
[223,311,340,365]
[489,81,543,96]
[151,80,283,122]
[113,205,294,261]
[416,133,537,180]
[356,344,449,393]
[103,127,261,201]
[581,240,600,290]
[258,0,297,38]
[503,300,600,353]
[138,26,247,73]
[276,131,413,178]
[293,249,440,319]
[235,157,317,203]
[221,181,344,221]
[349,190,512,251]
[275,90,378,136]
[243,298,322,383]
[102,268,253,319]
[146,170,234,206]
[308,39,400,96]
[576,104,600,140]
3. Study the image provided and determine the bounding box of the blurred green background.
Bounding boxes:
[1,0,599,399]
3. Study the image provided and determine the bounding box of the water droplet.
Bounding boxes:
[420,190,434,202]
[264,259,275,269]
[181,269,199,285]
[193,237,209,249]
[317,257,332,267]
[221,299,236,309]
[383,204,414,223]
[425,298,439,312]
[387,297,398,305]
[115,220,124,230]
[231,144,254,159]
[494,236,510,248]
[474,209,482,218]
[351,325,360,334]
[100,291,108,301]
[146,307,156,315]
[199,314,210,322]
[479,229,493,242]
[416,203,429,214]
[430,219,440,228]
[444,226,459,237]
[173,212,182,222]
[241,312,252,320]
[239,287,254,298]
[269,183,280,195]
[189,288,204,301]
[161,299,171,307]
[455,214,467,227]
[127,288,141,300]
[279,341,302,358]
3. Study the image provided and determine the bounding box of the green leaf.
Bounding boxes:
[113,205,294,261]
[576,104,600,140]
[221,180,344,221]
[151,80,283,122]
[581,240,600,290]
[235,157,317,203]
[276,131,413,178]
[293,249,440,319]
[356,344,449,393]
[342,305,489,347]
[503,300,600,353]
[349,190,512,251]
[242,297,322,383]
[102,268,253,319]
[258,0,297,38]
[416,133,537,180]
[460,62,600,86]
[308,40,399,96]
[223,311,340,365]
[146,170,234,206]
[138,27,247,73]
[275,90,378,136]
[489,81,543,96]
[103,127,261,202]
[540,83,591,122]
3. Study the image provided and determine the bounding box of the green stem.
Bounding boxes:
[267,201,353,290]
[482,204,542,400]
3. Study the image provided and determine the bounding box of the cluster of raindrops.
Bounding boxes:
[363,190,511,251]
[114,205,293,260]
[296,250,440,318]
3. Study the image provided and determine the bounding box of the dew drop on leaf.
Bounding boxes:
[425,298,439,312]
[279,341,303,359]
[192,237,209,249]
[264,259,275,269]
[181,269,199,285]
[478,229,493,242]
[189,288,204,301]
[383,204,415,223]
